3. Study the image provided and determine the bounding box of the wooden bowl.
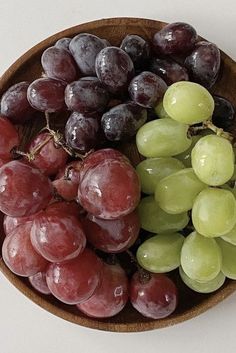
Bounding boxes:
[0,17,236,332]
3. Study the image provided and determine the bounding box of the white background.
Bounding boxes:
[0,1,236,352]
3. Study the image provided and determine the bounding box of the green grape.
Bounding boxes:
[191,135,234,186]
[154,101,170,119]
[136,118,192,158]
[163,81,214,124]
[221,223,236,245]
[136,157,184,194]
[179,267,225,294]
[180,231,222,282]
[137,233,184,273]
[155,168,206,214]
[217,238,236,279]
[176,135,200,167]
[138,196,189,233]
[192,188,236,237]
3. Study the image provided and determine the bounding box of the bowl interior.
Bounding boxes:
[0,17,236,332]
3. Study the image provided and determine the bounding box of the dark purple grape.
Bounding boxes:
[55,37,71,51]
[27,78,66,112]
[95,47,134,95]
[69,33,106,76]
[65,77,109,114]
[101,102,147,141]
[41,47,77,83]
[184,41,221,88]
[65,112,100,153]
[149,58,189,85]
[212,96,235,132]
[120,34,150,68]
[153,22,197,55]
[0,82,35,123]
[128,71,167,108]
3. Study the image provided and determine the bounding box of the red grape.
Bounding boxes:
[55,37,71,51]
[77,263,128,318]
[82,210,140,253]
[27,132,68,176]
[0,82,35,123]
[29,271,51,295]
[78,158,140,219]
[95,47,134,95]
[212,95,235,132]
[0,116,19,160]
[2,222,48,277]
[41,46,78,83]
[130,272,178,319]
[27,78,66,112]
[120,34,150,68]
[0,160,53,217]
[3,213,37,236]
[46,200,84,218]
[149,58,189,85]
[46,248,103,304]
[30,208,86,262]
[129,71,167,108]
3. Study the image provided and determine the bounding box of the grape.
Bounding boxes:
[137,233,184,273]
[212,95,235,132]
[179,267,225,294]
[128,71,167,108]
[217,238,236,279]
[4,213,36,236]
[130,272,178,319]
[175,135,201,167]
[69,33,106,76]
[55,37,71,51]
[136,118,191,158]
[180,231,222,282]
[221,224,236,245]
[27,78,66,112]
[153,22,197,55]
[2,223,48,277]
[191,135,234,186]
[120,34,150,68]
[46,200,83,219]
[65,77,109,114]
[46,249,103,304]
[185,41,221,88]
[82,210,140,253]
[138,196,189,233]
[192,188,236,238]
[78,158,140,219]
[41,46,77,83]
[101,102,147,141]
[0,116,19,160]
[65,112,100,153]
[0,82,35,123]
[155,168,206,214]
[149,58,189,85]
[53,161,81,201]
[0,161,53,217]
[154,101,170,119]
[27,132,68,176]
[136,157,184,194]
[29,271,51,295]
[163,81,214,124]
[95,47,134,95]
[77,263,128,318]
[31,208,86,262]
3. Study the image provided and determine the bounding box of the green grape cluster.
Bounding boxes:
[135,81,236,294]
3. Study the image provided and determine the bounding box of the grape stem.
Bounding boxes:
[189,120,233,142]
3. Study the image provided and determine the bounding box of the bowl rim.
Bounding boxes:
[1,17,236,332]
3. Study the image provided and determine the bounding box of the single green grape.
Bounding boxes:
[221,223,236,245]
[136,157,184,194]
[179,267,225,294]
[163,81,214,124]
[137,233,184,273]
[217,238,236,279]
[154,101,171,119]
[155,168,207,214]
[138,196,189,233]
[136,118,192,158]
[191,135,234,186]
[180,231,222,282]
[192,188,236,237]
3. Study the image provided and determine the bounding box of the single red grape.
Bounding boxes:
[149,58,189,85]
[0,116,19,160]
[29,270,51,295]
[212,95,235,132]
[120,34,150,69]
[55,37,71,51]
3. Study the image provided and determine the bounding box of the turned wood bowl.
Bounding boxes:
[0,17,236,332]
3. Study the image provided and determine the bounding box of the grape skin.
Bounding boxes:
[120,34,150,68]
[29,271,51,295]
[0,116,19,160]
[149,58,189,85]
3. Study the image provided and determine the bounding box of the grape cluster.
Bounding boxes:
[0,21,235,322]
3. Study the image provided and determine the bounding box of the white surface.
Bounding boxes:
[0,1,236,352]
